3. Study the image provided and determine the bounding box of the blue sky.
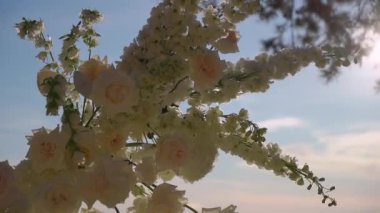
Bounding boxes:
[0,0,379,212]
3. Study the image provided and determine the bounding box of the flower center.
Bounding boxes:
[105,84,127,104]
[198,57,217,79]
[110,134,122,147]
[175,149,186,160]
[50,191,68,206]
[226,30,238,42]
[40,141,56,160]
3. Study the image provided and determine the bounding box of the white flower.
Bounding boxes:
[0,161,14,202]
[90,70,137,115]
[80,9,104,27]
[37,68,58,96]
[202,205,237,213]
[190,50,226,91]
[74,58,108,97]
[127,196,148,213]
[214,30,240,54]
[146,183,186,213]
[135,157,157,185]
[178,132,218,182]
[80,208,102,213]
[26,127,69,172]
[203,207,221,213]
[15,19,44,40]
[99,128,128,154]
[79,156,136,208]
[33,176,80,213]
[0,188,30,213]
[72,129,99,166]
[66,45,80,59]
[155,133,191,173]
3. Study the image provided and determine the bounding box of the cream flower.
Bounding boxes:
[0,187,30,213]
[214,30,240,54]
[99,128,128,154]
[33,177,80,213]
[135,157,157,185]
[90,70,137,115]
[80,9,104,27]
[127,196,148,213]
[0,161,14,202]
[190,50,226,91]
[37,68,58,96]
[26,127,69,172]
[79,156,136,208]
[146,183,186,213]
[72,129,99,166]
[178,132,218,183]
[74,58,108,97]
[15,19,44,40]
[155,133,191,173]
[80,208,103,213]
[202,205,237,213]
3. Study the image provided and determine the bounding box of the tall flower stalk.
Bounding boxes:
[7,1,374,212]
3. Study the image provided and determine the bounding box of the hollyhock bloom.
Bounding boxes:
[37,68,58,96]
[99,128,128,154]
[214,30,240,54]
[0,161,14,202]
[15,19,44,40]
[72,129,99,166]
[74,58,108,97]
[80,208,102,213]
[80,9,104,27]
[79,156,136,208]
[0,189,30,213]
[127,196,148,213]
[155,133,191,173]
[190,50,226,91]
[135,157,157,185]
[146,183,186,213]
[0,168,30,213]
[178,132,218,183]
[33,177,80,213]
[26,127,69,172]
[202,205,237,213]
[90,70,137,115]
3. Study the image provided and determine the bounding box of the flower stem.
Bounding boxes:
[80,97,87,124]
[114,206,120,213]
[184,204,198,213]
[40,32,55,62]
[84,106,100,127]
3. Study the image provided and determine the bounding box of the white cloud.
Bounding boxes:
[258,117,305,131]
[181,178,380,213]
[283,129,380,180]
[230,127,380,212]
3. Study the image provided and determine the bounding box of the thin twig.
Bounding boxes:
[114,206,120,213]
[40,33,55,62]
[125,142,154,147]
[80,97,87,124]
[184,204,198,213]
[168,76,188,94]
[84,106,100,127]
[143,133,149,143]
[146,123,160,137]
